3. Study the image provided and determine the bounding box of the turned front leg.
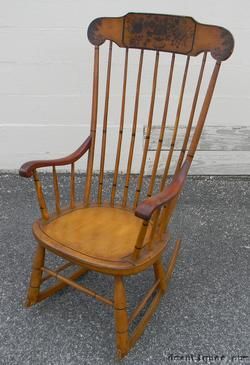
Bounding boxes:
[26,244,45,307]
[114,276,129,359]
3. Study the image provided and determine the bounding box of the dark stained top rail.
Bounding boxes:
[87,12,234,61]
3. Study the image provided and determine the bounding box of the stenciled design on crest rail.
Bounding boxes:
[123,13,196,53]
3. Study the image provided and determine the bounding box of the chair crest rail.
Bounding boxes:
[88,13,234,61]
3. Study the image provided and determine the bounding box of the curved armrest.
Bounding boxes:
[19,135,92,178]
[135,159,191,221]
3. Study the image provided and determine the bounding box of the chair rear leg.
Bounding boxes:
[165,239,181,286]
[25,243,45,307]
[114,275,129,359]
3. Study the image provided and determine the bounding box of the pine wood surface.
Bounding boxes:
[40,206,152,260]
[32,207,169,276]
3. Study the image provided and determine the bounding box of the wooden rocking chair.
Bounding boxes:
[19,13,234,359]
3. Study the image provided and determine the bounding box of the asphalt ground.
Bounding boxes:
[0,173,249,365]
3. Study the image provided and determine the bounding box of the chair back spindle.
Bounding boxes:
[98,41,113,205]
[122,49,144,208]
[111,48,129,206]
[52,166,61,215]
[133,51,159,208]
[147,53,175,198]
[160,55,190,191]
[70,163,76,208]
[33,170,49,220]
[84,46,100,205]
[175,52,207,173]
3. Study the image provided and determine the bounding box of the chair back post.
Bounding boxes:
[186,61,221,163]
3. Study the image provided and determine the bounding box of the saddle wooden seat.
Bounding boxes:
[19,12,234,359]
[33,205,168,274]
